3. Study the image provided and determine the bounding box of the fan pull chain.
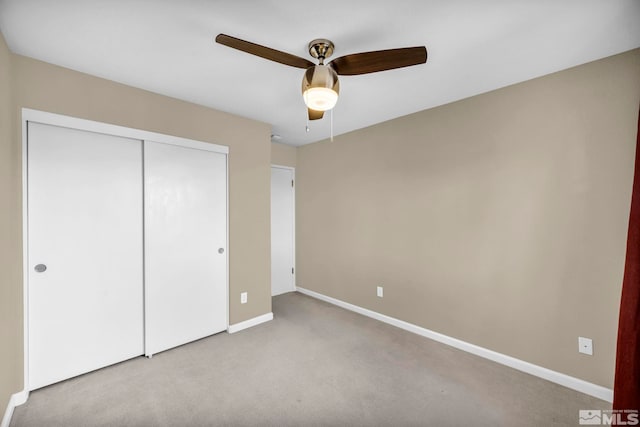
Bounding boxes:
[306,115,310,133]
[330,109,334,142]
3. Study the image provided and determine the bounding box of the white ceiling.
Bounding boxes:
[1,1,639,146]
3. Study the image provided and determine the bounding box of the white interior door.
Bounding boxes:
[271,166,295,296]
[27,122,143,390]
[144,140,228,355]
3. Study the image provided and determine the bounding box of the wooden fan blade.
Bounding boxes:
[308,108,324,121]
[329,46,427,76]
[215,34,315,69]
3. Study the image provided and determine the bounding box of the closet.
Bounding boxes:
[26,112,228,390]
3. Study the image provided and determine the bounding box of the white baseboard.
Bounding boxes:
[228,312,274,334]
[296,287,613,402]
[1,390,28,427]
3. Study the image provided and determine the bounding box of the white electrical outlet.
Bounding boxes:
[240,292,248,304]
[377,286,383,298]
[578,337,593,355]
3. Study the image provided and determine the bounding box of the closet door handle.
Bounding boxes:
[34,264,47,273]
[218,248,225,254]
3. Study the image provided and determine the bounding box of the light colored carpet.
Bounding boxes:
[11,292,609,426]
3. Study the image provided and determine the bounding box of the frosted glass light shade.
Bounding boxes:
[302,65,340,112]
[303,87,339,111]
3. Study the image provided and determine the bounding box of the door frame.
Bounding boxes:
[21,108,229,397]
[270,164,296,295]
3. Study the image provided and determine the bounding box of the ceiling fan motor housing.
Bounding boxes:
[308,39,335,62]
[302,65,340,111]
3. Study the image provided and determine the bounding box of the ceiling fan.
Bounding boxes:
[215,34,428,121]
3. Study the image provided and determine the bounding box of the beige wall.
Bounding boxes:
[1,49,274,401]
[297,49,640,388]
[271,142,297,167]
[0,31,21,416]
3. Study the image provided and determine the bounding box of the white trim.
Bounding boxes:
[1,391,28,427]
[22,109,228,154]
[270,165,296,294]
[21,114,29,401]
[227,312,274,334]
[271,289,296,297]
[296,287,614,402]
[225,153,230,331]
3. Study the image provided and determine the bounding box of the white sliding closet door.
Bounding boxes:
[144,140,228,355]
[27,122,143,390]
